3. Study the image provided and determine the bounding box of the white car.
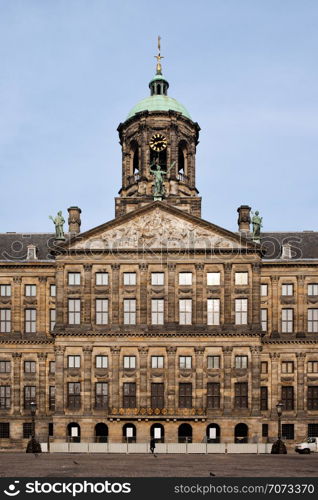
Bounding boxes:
[295,437,318,454]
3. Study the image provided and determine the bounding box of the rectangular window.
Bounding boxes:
[282,283,294,296]
[0,386,11,409]
[25,284,36,297]
[282,309,293,333]
[282,386,294,411]
[24,386,36,409]
[68,355,81,369]
[96,299,109,325]
[151,383,164,409]
[151,273,164,286]
[123,382,136,408]
[151,299,164,325]
[0,309,11,333]
[207,272,220,286]
[282,424,294,440]
[308,309,318,333]
[0,422,9,438]
[95,272,109,286]
[179,356,192,369]
[261,361,268,374]
[235,272,248,285]
[123,273,136,286]
[123,356,136,369]
[68,299,81,325]
[68,272,81,286]
[24,361,36,373]
[282,361,294,374]
[262,423,269,438]
[67,382,81,409]
[207,355,220,369]
[260,387,268,410]
[235,382,248,408]
[235,355,248,369]
[49,386,55,410]
[308,423,318,437]
[179,299,192,325]
[49,361,55,374]
[261,309,268,332]
[207,382,220,409]
[96,355,108,369]
[95,382,108,409]
[25,309,36,333]
[0,360,11,373]
[124,299,136,325]
[50,284,56,297]
[308,284,318,296]
[308,386,318,410]
[0,285,11,297]
[207,299,220,326]
[179,272,192,285]
[308,361,318,373]
[260,284,268,297]
[235,299,248,325]
[23,422,33,439]
[151,356,164,369]
[50,309,56,331]
[179,383,192,408]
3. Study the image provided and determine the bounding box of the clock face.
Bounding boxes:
[149,133,167,152]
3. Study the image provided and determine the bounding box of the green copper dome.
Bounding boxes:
[127,95,192,120]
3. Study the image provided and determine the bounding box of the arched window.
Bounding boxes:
[234,423,248,443]
[130,141,139,180]
[67,422,81,443]
[157,84,161,95]
[95,423,108,443]
[178,140,188,179]
[150,423,165,443]
[206,424,221,443]
[178,423,192,443]
[123,423,136,443]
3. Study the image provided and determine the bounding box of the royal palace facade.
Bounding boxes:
[1,50,318,450]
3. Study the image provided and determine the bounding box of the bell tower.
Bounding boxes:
[115,38,201,218]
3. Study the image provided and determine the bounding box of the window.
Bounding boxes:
[96,299,109,325]
[260,387,268,410]
[0,386,10,409]
[50,284,56,297]
[234,382,248,408]
[151,299,164,325]
[207,356,220,369]
[308,284,318,296]
[179,356,192,369]
[23,422,33,439]
[68,272,81,286]
[124,299,136,325]
[179,299,192,325]
[0,285,11,297]
[308,309,318,333]
[261,309,268,332]
[282,361,294,374]
[179,383,192,408]
[25,284,36,297]
[282,309,293,333]
[308,423,318,437]
[282,424,294,440]
[308,386,318,410]
[179,272,192,285]
[24,386,36,409]
[261,361,268,374]
[123,356,136,369]
[68,299,81,325]
[49,361,55,374]
[123,382,136,408]
[260,284,268,296]
[123,273,136,286]
[207,382,220,409]
[207,299,220,325]
[24,361,36,373]
[96,355,108,369]
[0,309,11,333]
[262,424,269,438]
[151,383,164,409]
[207,272,220,286]
[281,386,294,411]
[96,272,109,286]
[151,356,164,369]
[67,382,81,409]
[0,423,9,438]
[0,361,10,373]
[235,272,248,285]
[235,299,248,325]
[68,355,81,369]
[308,361,318,373]
[282,283,293,296]
[50,309,56,331]
[95,382,108,409]
[25,309,36,333]
[235,355,248,369]
[151,273,164,286]
[49,386,55,410]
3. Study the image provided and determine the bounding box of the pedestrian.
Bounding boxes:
[150,437,156,455]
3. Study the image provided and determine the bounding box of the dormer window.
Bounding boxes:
[27,245,37,260]
[281,243,292,259]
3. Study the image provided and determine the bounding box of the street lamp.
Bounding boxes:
[26,401,42,454]
[271,401,287,454]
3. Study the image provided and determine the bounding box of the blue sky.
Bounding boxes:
[1,0,318,233]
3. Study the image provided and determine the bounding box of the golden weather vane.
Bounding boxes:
[154,35,164,75]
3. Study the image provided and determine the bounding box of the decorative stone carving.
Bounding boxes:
[13,277,22,284]
[138,346,149,356]
[250,346,262,355]
[54,346,66,355]
[110,346,121,355]
[167,346,177,356]
[37,353,48,361]
[222,346,233,354]
[269,352,280,359]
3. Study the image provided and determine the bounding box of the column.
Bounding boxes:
[83,264,92,324]
[38,277,47,334]
[12,353,22,415]
[250,346,262,416]
[139,264,148,325]
[252,263,261,326]
[83,346,92,413]
[296,352,305,415]
[194,347,205,409]
[224,264,232,325]
[297,276,305,334]
[138,347,148,408]
[37,353,47,415]
[166,346,177,411]
[12,277,22,333]
[271,277,279,334]
[55,265,64,326]
[54,346,65,415]
[270,352,280,416]
[195,264,204,324]
[167,264,176,323]
[111,264,120,325]
[222,346,233,415]
[110,346,120,409]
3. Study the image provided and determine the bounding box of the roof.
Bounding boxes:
[0,233,60,262]
[127,95,192,120]
[261,232,318,260]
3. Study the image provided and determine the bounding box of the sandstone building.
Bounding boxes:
[0,50,318,450]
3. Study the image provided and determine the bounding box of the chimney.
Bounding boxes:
[68,206,82,235]
[237,205,251,232]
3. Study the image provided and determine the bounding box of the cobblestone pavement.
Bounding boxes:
[0,453,317,477]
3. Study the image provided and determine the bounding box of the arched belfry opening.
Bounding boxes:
[150,149,167,172]
[130,140,139,180]
[178,140,188,179]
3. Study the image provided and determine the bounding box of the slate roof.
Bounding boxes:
[261,232,318,260]
[0,233,58,262]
